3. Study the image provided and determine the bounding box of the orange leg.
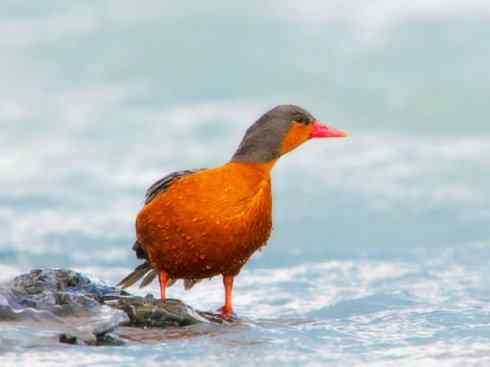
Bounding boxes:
[159,271,168,301]
[218,275,234,318]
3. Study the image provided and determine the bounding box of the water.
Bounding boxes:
[1,1,490,366]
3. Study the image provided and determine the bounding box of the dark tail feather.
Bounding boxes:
[184,278,202,290]
[118,262,179,289]
[139,269,157,288]
[117,262,152,289]
[138,270,178,289]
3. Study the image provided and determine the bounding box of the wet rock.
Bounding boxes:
[10,268,129,315]
[0,268,223,347]
[107,296,209,327]
[93,333,126,346]
[59,333,78,345]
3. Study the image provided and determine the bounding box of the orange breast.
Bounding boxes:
[135,162,273,278]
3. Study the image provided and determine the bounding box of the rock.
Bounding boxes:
[93,333,126,346]
[0,268,223,347]
[59,333,79,345]
[10,268,129,315]
[107,296,210,327]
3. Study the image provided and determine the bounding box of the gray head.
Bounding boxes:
[231,105,316,163]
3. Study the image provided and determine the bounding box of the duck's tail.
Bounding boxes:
[117,262,179,289]
[117,240,164,289]
[118,241,205,290]
[117,262,150,289]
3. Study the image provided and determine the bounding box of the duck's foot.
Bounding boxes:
[216,306,237,321]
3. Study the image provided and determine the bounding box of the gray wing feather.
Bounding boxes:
[144,169,205,205]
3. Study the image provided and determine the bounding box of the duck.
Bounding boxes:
[118,104,347,318]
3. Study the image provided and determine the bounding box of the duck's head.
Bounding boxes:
[231,104,347,164]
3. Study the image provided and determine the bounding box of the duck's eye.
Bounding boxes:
[295,115,311,125]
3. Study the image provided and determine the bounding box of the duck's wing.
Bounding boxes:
[118,168,205,290]
[144,169,205,204]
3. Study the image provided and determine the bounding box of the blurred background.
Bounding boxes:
[1,0,488,270]
[1,1,490,365]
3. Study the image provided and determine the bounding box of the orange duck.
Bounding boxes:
[118,105,347,318]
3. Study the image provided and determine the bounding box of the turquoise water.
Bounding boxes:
[1,2,490,366]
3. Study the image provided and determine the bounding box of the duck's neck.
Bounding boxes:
[226,160,276,178]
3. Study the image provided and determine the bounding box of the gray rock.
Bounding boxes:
[0,268,225,347]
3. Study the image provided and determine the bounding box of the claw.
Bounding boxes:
[216,306,236,321]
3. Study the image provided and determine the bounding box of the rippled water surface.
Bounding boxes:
[1,1,490,366]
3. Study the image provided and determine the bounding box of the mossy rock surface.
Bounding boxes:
[107,296,213,327]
